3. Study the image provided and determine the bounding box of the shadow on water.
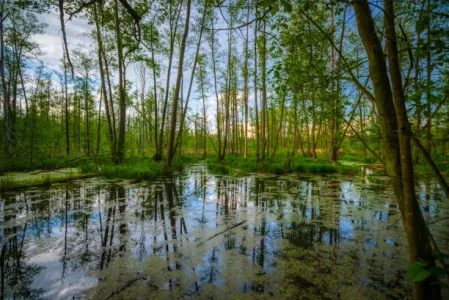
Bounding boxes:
[0,163,448,299]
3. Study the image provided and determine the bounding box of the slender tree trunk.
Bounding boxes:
[359,99,366,159]
[150,25,159,154]
[58,0,74,77]
[261,19,268,161]
[114,0,126,164]
[329,4,347,163]
[413,19,423,164]
[96,85,102,155]
[156,1,182,161]
[272,91,286,157]
[94,4,115,160]
[166,0,191,168]
[103,49,117,155]
[222,17,232,161]
[84,75,91,155]
[329,4,336,163]
[292,94,298,155]
[310,79,317,159]
[61,44,70,156]
[173,1,207,155]
[243,4,250,159]
[211,26,222,161]
[200,64,207,158]
[1,12,11,160]
[425,0,432,156]
[253,14,260,163]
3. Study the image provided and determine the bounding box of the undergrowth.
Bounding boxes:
[204,154,360,176]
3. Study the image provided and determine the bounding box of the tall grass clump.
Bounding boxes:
[0,177,15,192]
[80,158,167,181]
[205,154,359,176]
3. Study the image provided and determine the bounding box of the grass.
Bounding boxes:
[78,154,202,181]
[0,170,94,192]
[79,158,166,181]
[413,161,449,177]
[0,154,203,192]
[204,154,361,176]
[0,157,68,173]
[2,150,444,192]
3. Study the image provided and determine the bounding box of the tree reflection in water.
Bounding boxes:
[0,164,448,299]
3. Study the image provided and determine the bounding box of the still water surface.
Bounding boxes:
[1,164,448,299]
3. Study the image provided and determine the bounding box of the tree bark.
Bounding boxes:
[253,9,260,163]
[94,3,115,160]
[114,0,126,164]
[243,3,250,160]
[156,1,182,161]
[261,19,268,161]
[1,11,11,160]
[354,0,441,298]
[210,25,222,161]
[166,0,191,168]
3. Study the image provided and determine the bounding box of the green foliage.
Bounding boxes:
[408,261,445,283]
[205,154,359,176]
[80,158,164,181]
[0,177,15,193]
[79,155,202,181]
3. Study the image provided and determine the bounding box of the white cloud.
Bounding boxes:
[32,10,93,68]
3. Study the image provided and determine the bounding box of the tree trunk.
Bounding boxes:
[253,12,260,163]
[156,1,182,161]
[94,3,115,160]
[173,1,207,156]
[425,0,432,156]
[150,24,159,154]
[166,0,191,168]
[96,85,102,156]
[385,0,440,296]
[261,19,268,161]
[272,91,286,157]
[354,0,441,298]
[62,44,70,156]
[211,26,222,161]
[243,4,250,160]
[114,0,126,164]
[84,76,91,155]
[1,12,11,161]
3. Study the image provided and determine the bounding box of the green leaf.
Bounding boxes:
[261,0,276,7]
[274,70,280,78]
[429,266,446,277]
[415,16,428,35]
[434,39,445,54]
[408,262,432,282]
[283,1,292,13]
[410,270,431,282]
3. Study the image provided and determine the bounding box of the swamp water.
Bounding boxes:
[0,164,448,299]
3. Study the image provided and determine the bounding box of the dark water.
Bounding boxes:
[1,164,448,299]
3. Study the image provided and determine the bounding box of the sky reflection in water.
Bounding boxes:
[1,164,448,299]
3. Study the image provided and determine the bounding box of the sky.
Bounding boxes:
[32,9,93,70]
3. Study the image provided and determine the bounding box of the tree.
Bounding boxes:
[353,0,441,297]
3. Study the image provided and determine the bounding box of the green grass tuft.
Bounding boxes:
[205,154,359,176]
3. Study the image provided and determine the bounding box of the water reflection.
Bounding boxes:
[0,164,448,299]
